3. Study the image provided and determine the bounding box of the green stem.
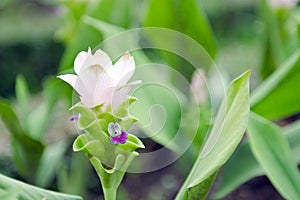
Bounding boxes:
[102,185,117,200]
[90,157,121,200]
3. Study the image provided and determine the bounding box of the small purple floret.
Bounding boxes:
[69,115,79,121]
[110,131,128,144]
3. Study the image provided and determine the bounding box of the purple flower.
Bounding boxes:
[110,131,128,144]
[108,122,128,144]
[69,115,80,121]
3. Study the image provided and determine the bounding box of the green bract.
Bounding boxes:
[71,96,144,199]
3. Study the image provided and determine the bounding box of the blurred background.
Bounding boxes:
[0,0,299,199]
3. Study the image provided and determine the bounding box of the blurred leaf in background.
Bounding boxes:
[0,0,63,97]
[259,0,300,78]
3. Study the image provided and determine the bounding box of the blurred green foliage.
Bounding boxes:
[0,0,63,97]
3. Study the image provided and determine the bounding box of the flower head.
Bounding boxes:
[58,48,141,109]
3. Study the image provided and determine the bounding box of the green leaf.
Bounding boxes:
[175,71,250,200]
[35,141,68,188]
[0,99,44,179]
[251,49,300,119]
[247,112,300,199]
[0,174,82,200]
[212,143,263,199]
[0,188,19,200]
[144,0,217,59]
[259,0,284,78]
[27,77,60,140]
[15,75,30,129]
[283,118,300,163]
[213,117,300,199]
[57,153,90,196]
[130,84,185,153]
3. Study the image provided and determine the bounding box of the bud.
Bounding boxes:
[190,69,207,105]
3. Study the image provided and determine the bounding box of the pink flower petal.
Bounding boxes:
[107,52,135,86]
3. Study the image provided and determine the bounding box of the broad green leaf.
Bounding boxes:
[247,112,300,199]
[144,0,217,59]
[175,71,250,200]
[0,99,44,179]
[213,117,300,199]
[251,49,300,119]
[0,174,82,200]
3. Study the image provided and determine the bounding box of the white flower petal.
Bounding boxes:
[74,50,91,74]
[95,86,115,106]
[59,48,139,108]
[111,80,141,111]
[79,49,112,73]
[107,52,135,86]
[78,65,104,95]
[57,74,88,98]
[93,49,112,69]
[80,94,98,108]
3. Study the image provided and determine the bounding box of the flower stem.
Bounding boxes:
[90,157,121,200]
[102,186,117,200]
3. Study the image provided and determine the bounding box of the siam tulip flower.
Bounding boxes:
[57,48,141,110]
[59,48,144,200]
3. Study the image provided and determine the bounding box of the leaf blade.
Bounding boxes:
[175,71,250,199]
[251,49,300,119]
[0,174,82,200]
[247,112,300,199]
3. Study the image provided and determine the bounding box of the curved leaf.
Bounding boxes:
[0,174,82,200]
[144,0,217,59]
[175,71,250,200]
[247,112,300,199]
[213,117,300,199]
[251,49,300,119]
[0,99,44,179]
